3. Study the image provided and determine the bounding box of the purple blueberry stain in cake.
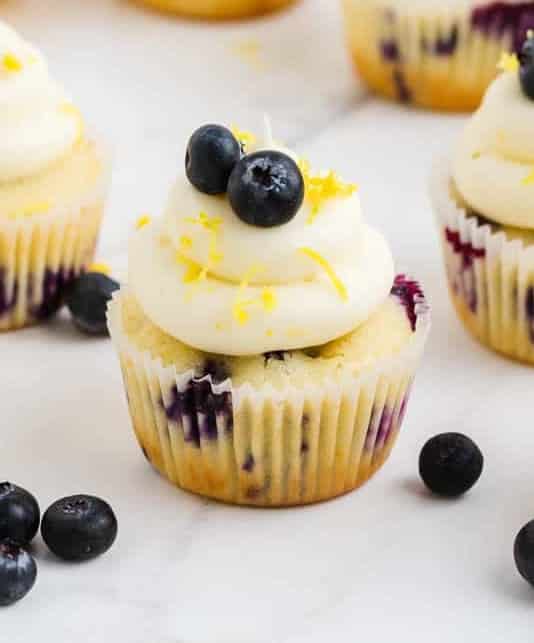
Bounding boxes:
[375,407,393,450]
[264,351,287,363]
[421,25,459,56]
[0,268,17,317]
[471,2,534,53]
[380,39,401,62]
[162,377,234,448]
[391,274,424,331]
[526,286,534,343]
[392,69,412,103]
[445,229,486,313]
[202,359,230,384]
[29,267,78,320]
[301,413,310,455]
[242,453,255,473]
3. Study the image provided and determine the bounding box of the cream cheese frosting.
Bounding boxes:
[0,21,81,183]
[129,134,394,356]
[453,68,534,230]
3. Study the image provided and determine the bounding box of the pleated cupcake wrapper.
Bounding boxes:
[108,287,430,507]
[342,0,523,110]
[0,139,111,331]
[431,157,534,365]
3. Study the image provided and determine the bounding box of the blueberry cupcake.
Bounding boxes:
[342,0,534,111]
[134,0,297,19]
[108,124,430,506]
[432,41,534,364]
[0,22,110,330]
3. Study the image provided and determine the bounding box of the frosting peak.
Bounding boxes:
[453,66,534,229]
[0,21,81,183]
[129,129,394,356]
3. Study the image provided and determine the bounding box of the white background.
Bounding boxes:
[1,1,533,641]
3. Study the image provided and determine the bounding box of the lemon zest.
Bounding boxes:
[180,235,193,251]
[522,168,534,186]
[136,214,152,229]
[497,51,519,73]
[3,53,22,72]
[232,264,277,325]
[88,262,111,275]
[298,159,357,224]
[176,251,204,283]
[182,212,223,285]
[231,125,256,150]
[298,247,348,301]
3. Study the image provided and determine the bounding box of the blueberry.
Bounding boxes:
[186,125,241,195]
[41,495,117,562]
[0,541,37,606]
[519,38,534,100]
[514,520,534,586]
[419,433,483,497]
[228,151,304,228]
[0,483,40,546]
[65,272,119,336]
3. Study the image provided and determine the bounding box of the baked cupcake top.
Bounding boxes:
[0,21,82,185]
[129,124,395,356]
[453,41,534,230]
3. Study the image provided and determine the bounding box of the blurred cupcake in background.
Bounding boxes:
[342,0,534,112]
[431,41,534,364]
[0,21,110,331]
[133,0,298,19]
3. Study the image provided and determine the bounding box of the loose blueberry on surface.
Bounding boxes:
[419,433,483,497]
[228,151,305,228]
[0,483,40,546]
[185,124,241,195]
[41,495,117,562]
[519,38,534,100]
[65,272,119,336]
[514,520,534,586]
[0,541,37,606]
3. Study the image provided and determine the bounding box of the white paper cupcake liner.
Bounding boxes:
[107,281,430,506]
[431,157,534,364]
[0,139,111,331]
[342,0,533,111]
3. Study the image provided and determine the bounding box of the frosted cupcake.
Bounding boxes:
[108,124,430,506]
[432,42,534,364]
[0,22,109,331]
[342,0,534,111]
[134,0,297,19]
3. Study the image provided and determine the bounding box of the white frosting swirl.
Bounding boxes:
[129,140,394,356]
[0,21,80,183]
[453,71,534,229]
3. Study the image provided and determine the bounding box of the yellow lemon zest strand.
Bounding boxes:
[88,262,111,276]
[298,247,348,301]
[232,264,272,325]
[136,214,152,229]
[472,151,481,160]
[183,212,223,285]
[231,39,264,70]
[3,53,22,72]
[59,102,84,141]
[179,235,193,251]
[10,202,51,217]
[175,251,203,283]
[522,168,534,186]
[298,159,358,224]
[231,125,256,150]
[497,51,519,73]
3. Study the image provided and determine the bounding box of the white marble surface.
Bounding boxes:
[1,1,534,641]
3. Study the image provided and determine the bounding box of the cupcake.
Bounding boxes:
[108,124,430,506]
[342,0,534,112]
[0,22,109,331]
[432,42,534,364]
[133,0,297,19]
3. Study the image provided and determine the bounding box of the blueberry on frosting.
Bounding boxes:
[228,151,304,227]
[519,36,534,99]
[186,125,241,195]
